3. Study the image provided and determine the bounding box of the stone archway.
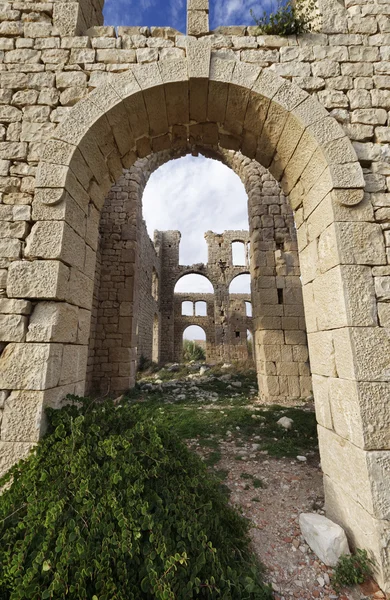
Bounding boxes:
[1,49,389,588]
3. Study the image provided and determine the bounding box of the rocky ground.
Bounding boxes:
[130,361,387,600]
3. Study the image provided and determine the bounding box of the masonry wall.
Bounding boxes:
[0,0,389,589]
[174,291,252,362]
[135,221,161,364]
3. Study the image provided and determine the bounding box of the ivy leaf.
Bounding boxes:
[42,561,51,572]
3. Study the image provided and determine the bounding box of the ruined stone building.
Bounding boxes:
[0,0,389,590]
[144,227,254,365]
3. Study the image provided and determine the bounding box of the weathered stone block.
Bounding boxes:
[27,302,79,343]
[25,221,86,270]
[0,343,63,390]
[7,260,70,300]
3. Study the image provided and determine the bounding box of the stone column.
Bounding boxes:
[187,0,209,36]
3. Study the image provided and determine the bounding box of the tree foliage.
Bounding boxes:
[0,399,272,600]
[251,0,319,36]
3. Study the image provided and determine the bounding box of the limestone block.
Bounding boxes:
[0,441,35,478]
[187,10,209,37]
[378,303,390,327]
[375,276,390,301]
[299,513,350,567]
[0,238,21,258]
[298,239,318,285]
[329,162,365,190]
[27,302,78,343]
[25,221,86,270]
[0,221,28,239]
[307,331,337,377]
[333,326,390,382]
[67,268,94,309]
[0,343,63,390]
[187,38,211,79]
[319,427,390,520]
[313,266,377,330]
[0,314,27,342]
[1,391,45,442]
[351,108,387,125]
[7,260,70,300]
[60,344,88,385]
[0,299,31,315]
[312,374,333,429]
[0,142,27,160]
[336,222,386,266]
[77,308,91,345]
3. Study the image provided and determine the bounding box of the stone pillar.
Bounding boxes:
[53,0,104,37]
[187,0,209,36]
[159,231,181,363]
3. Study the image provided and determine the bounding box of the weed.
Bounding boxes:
[332,549,375,591]
[253,478,266,489]
[204,450,222,468]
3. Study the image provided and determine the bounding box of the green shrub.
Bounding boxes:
[183,339,206,362]
[0,399,272,600]
[332,549,375,591]
[251,0,319,36]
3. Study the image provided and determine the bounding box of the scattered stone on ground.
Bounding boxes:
[136,363,387,600]
[299,513,350,567]
[277,416,294,430]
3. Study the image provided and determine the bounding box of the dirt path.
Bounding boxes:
[137,365,387,600]
[195,438,386,600]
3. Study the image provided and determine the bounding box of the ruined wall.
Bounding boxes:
[135,221,161,364]
[173,291,252,362]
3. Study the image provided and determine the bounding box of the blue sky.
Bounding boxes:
[103,0,278,31]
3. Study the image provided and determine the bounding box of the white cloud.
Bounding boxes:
[211,0,278,27]
[142,155,252,294]
[183,325,206,340]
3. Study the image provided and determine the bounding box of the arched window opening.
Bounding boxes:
[229,273,251,295]
[195,301,207,316]
[182,301,194,316]
[175,274,214,294]
[247,330,254,360]
[142,155,248,266]
[245,301,252,317]
[246,242,251,266]
[232,241,246,266]
[182,325,206,362]
[152,268,159,301]
[152,314,159,364]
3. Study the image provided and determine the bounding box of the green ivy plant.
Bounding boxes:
[332,549,375,591]
[0,398,272,600]
[251,0,319,36]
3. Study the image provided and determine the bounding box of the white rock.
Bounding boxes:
[231,381,242,388]
[277,416,294,430]
[299,513,350,567]
[199,366,209,376]
[297,455,307,462]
